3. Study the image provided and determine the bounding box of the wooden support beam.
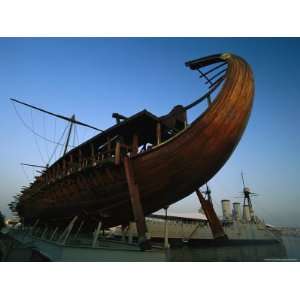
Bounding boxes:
[195,189,228,240]
[132,134,139,155]
[183,111,188,128]
[59,216,78,245]
[31,219,39,235]
[41,226,48,239]
[90,143,95,165]
[207,94,212,107]
[73,220,85,240]
[156,122,161,145]
[115,142,121,165]
[128,222,134,244]
[107,137,111,155]
[164,207,170,249]
[50,227,58,240]
[62,159,66,176]
[123,156,151,250]
[67,154,73,174]
[78,149,82,170]
[121,224,128,242]
[92,221,102,248]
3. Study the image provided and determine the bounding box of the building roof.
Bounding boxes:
[151,211,207,221]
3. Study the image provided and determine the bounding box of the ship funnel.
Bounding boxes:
[221,199,231,221]
[233,202,241,221]
[243,205,251,222]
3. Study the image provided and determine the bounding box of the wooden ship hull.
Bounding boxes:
[12,53,254,232]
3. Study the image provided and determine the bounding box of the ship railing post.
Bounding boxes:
[92,221,102,248]
[156,122,161,145]
[58,216,78,245]
[115,142,121,165]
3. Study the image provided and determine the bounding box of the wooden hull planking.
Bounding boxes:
[18,53,254,228]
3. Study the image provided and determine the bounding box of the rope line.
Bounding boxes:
[21,164,30,182]
[53,118,57,161]
[12,101,67,146]
[48,124,69,165]
[43,113,51,160]
[30,109,46,165]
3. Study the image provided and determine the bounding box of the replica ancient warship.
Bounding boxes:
[9,53,254,249]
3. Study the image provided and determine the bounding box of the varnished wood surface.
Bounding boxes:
[19,53,254,228]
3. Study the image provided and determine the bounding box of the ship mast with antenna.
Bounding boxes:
[241,171,258,221]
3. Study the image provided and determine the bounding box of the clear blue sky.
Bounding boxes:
[0,38,299,227]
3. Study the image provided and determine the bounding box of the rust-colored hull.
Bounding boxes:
[20,53,254,228]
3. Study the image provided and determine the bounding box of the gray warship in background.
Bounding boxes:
[111,178,282,247]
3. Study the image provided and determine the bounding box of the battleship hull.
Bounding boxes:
[16,53,254,228]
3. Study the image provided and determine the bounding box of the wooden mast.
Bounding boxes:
[63,114,75,156]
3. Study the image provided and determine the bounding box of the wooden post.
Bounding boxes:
[132,134,139,155]
[183,110,188,128]
[107,137,111,156]
[31,219,39,235]
[59,216,78,245]
[50,227,58,240]
[115,142,121,165]
[207,94,212,107]
[121,224,127,242]
[78,149,82,170]
[128,222,134,244]
[156,122,161,145]
[73,220,85,240]
[58,161,62,177]
[90,143,95,165]
[69,154,73,173]
[62,159,66,175]
[164,207,170,249]
[124,156,151,250]
[195,189,228,240]
[92,221,102,248]
[41,226,48,239]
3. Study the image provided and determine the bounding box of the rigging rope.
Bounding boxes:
[75,125,80,147]
[21,163,30,182]
[81,126,89,143]
[43,113,51,161]
[12,101,67,146]
[53,118,57,161]
[48,124,69,165]
[72,124,76,149]
[30,109,46,165]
